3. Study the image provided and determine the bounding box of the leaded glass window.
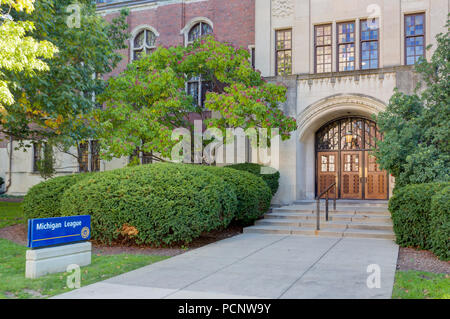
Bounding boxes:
[337,22,355,72]
[188,22,212,43]
[316,118,382,152]
[405,13,425,65]
[132,29,157,61]
[315,24,332,73]
[361,19,379,70]
[276,29,292,75]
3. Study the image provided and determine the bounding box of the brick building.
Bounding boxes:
[99,0,255,77]
[0,0,256,195]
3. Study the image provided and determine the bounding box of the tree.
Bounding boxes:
[375,17,450,187]
[0,0,128,154]
[96,35,297,162]
[0,0,57,114]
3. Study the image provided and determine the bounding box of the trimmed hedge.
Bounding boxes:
[227,163,280,195]
[23,173,92,219]
[60,163,238,246]
[389,182,449,254]
[429,186,450,260]
[199,166,272,224]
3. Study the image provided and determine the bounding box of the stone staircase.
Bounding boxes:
[244,200,395,240]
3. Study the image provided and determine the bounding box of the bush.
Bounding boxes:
[60,163,237,246]
[23,173,92,219]
[199,166,272,224]
[429,186,450,261]
[389,182,449,250]
[0,176,4,187]
[227,163,280,195]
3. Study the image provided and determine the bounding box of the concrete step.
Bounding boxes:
[243,225,395,240]
[294,200,388,208]
[342,228,396,240]
[255,219,394,231]
[273,207,391,216]
[264,212,393,224]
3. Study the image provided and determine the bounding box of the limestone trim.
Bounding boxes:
[131,24,160,38]
[297,94,387,140]
[272,0,294,18]
[129,24,160,62]
[180,16,214,45]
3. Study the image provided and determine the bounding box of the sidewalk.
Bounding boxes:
[53,233,399,299]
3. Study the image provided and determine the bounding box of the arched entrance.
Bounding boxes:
[315,116,388,200]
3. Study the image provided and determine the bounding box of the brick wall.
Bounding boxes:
[101,0,255,78]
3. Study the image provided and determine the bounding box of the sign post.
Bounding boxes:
[25,215,92,279]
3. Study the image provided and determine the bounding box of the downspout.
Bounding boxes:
[0,136,12,195]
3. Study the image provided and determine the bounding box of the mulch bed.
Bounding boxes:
[396,247,450,274]
[0,224,27,246]
[0,223,243,257]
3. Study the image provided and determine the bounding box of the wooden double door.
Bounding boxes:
[317,151,388,200]
[316,117,388,200]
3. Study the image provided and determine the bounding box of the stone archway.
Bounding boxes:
[295,94,389,200]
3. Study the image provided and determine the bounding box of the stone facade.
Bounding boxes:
[1,0,448,199]
[255,0,448,204]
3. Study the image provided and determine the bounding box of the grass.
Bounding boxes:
[392,270,450,299]
[0,202,25,228]
[0,238,169,299]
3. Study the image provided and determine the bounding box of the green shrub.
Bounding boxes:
[429,186,450,261]
[389,182,449,250]
[60,163,237,246]
[199,166,272,224]
[227,163,280,195]
[23,173,92,219]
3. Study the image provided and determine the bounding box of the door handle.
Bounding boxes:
[360,167,367,183]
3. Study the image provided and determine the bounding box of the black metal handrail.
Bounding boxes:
[315,182,337,231]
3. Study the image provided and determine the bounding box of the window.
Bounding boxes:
[186,21,213,107]
[142,152,153,165]
[315,24,332,73]
[360,20,379,70]
[275,29,292,75]
[188,22,212,44]
[405,13,425,65]
[250,47,256,69]
[78,141,100,172]
[78,142,89,173]
[90,140,100,172]
[33,143,42,172]
[132,29,157,61]
[337,22,355,72]
[187,77,213,107]
[33,142,54,173]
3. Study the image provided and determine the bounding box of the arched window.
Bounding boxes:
[184,21,213,107]
[188,22,213,43]
[131,29,157,61]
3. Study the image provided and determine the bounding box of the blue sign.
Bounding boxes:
[27,215,91,249]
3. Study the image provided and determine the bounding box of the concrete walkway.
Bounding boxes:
[53,234,399,299]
